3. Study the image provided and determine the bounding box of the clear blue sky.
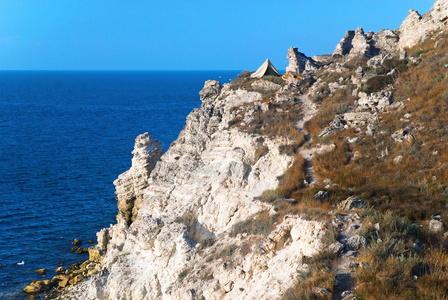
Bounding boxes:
[0,0,434,70]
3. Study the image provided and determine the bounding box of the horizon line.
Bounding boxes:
[0,69,250,72]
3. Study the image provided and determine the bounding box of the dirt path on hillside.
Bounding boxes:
[296,95,361,297]
[296,95,318,186]
[331,213,363,299]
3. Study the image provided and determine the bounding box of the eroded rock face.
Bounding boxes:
[334,0,448,60]
[398,0,448,49]
[114,132,162,223]
[286,47,319,75]
[333,27,401,60]
[65,80,324,299]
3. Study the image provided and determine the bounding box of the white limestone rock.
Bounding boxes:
[65,80,327,300]
[338,196,368,211]
[346,235,367,250]
[286,47,319,75]
[398,0,448,50]
[251,79,281,91]
[114,132,162,222]
[391,126,416,142]
[429,219,444,232]
[319,112,378,137]
[357,91,393,112]
[333,28,380,59]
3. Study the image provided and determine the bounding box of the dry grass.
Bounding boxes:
[282,32,448,299]
[305,88,356,138]
[284,252,337,300]
[230,102,305,149]
[353,209,448,299]
[230,31,448,299]
[303,32,448,221]
[277,155,307,197]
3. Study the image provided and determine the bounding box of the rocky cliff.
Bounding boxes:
[58,1,448,299]
[398,0,448,49]
[333,0,447,61]
[63,73,326,299]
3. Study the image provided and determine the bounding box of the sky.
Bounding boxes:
[0,0,435,71]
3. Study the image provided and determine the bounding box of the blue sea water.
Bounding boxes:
[0,70,240,299]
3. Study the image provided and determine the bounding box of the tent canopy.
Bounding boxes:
[251,59,281,78]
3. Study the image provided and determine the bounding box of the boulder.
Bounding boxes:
[338,196,368,211]
[314,191,329,201]
[319,112,377,137]
[69,274,84,286]
[392,126,415,142]
[393,155,404,164]
[53,274,70,288]
[312,286,332,297]
[429,219,444,232]
[347,235,367,250]
[357,91,393,111]
[75,247,89,254]
[329,241,345,254]
[72,239,82,246]
[23,280,51,294]
[367,54,392,68]
[342,290,355,299]
[251,79,281,91]
[55,266,66,274]
[33,268,47,275]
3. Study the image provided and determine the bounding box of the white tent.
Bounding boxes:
[251,59,281,78]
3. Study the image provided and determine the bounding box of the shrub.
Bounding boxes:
[382,59,409,73]
[230,210,275,237]
[284,252,336,300]
[362,74,395,93]
[410,49,424,58]
[237,70,254,78]
[262,75,285,85]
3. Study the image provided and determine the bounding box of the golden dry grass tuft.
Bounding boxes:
[278,155,307,197]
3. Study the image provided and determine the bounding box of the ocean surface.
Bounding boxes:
[0,70,240,299]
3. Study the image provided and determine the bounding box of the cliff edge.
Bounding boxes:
[63,74,325,299]
[55,0,448,299]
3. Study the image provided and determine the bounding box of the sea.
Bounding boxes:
[0,70,240,299]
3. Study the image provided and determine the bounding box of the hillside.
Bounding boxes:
[25,0,448,299]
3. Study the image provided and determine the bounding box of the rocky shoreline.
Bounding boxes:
[21,239,97,298]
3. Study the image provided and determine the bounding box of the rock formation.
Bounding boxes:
[53,1,448,299]
[333,0,448,59]
[398,0,448,49]
[285,47,319,75]
[114,133,162,223]
[64,79,325,299]
[333,27,400,59]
